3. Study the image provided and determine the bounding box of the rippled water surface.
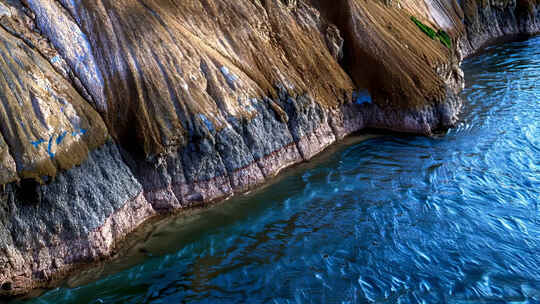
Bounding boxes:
[23,37,540,303]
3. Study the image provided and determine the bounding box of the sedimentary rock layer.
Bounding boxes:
[0,0,538,296]
[0,142,154,294]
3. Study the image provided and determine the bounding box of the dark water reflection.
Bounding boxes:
[23,36,540,303]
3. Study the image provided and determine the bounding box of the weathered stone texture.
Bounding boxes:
[0,142,154,295]
[0,19,107,183]
[0,0,538,296]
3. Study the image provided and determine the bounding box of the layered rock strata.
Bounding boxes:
[0,0,538,296]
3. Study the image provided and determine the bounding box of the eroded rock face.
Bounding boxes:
[0,0,538,296]
[0,8,108,184]
[0,142,155,295]
[462,0,540,54]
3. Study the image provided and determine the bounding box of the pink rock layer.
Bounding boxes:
[0,193,155,296]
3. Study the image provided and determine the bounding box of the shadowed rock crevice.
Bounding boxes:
[310,0,452,111]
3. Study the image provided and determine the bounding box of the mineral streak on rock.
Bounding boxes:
[0,0,538,296]
[0,21,107,183]
[24,0,107,112]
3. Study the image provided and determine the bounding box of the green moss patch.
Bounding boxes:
[411,16,452,49]
[436,29,452,49]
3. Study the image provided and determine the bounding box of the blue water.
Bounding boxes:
[23,37,540,303]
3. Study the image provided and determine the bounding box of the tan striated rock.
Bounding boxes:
[0,0,538,297]
[28,0,354,155]
[0,22,107,183]
[0,133,17,185]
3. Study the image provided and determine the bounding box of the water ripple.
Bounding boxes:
[20,37,540,304]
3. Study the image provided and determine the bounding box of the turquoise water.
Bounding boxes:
[23,36,540,303]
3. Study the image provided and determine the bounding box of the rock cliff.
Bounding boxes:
[0,0,538,296]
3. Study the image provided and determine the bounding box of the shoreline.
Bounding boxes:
[1,1,539,298]
[7,132,379,301]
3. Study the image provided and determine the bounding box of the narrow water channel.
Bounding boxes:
[21,36,540,304]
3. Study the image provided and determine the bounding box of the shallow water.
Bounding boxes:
[22,36,540,303]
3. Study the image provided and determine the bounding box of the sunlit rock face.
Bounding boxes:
[0,0,538,296]
[0,18,107,184]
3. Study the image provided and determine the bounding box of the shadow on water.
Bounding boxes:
[16,36,540,303]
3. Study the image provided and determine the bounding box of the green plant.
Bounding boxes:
[411,16,437,39]
[437,30,452,49]
[411,16,452,49]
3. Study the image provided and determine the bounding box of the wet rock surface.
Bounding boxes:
[0,0,538,296]
[0,141,154,295]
